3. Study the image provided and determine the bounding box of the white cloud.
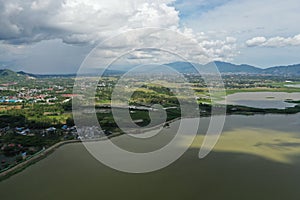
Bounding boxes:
[0,0,239,68]
[173,0,300,67]
[246,37,267,47]
[88,28,238,68]
[184,0,300,41]
[0,0,179,44]
[246,34,300,47]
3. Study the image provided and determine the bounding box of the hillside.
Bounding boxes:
[0,69,34,84]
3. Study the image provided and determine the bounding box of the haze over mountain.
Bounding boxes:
[167,61,300,76]
[1,62,300,80]
[166,61,262,74]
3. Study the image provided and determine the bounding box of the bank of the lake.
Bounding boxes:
[0,140,81,181]
[0,116,181,181]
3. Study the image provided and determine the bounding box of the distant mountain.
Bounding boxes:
[212,61,262,74]
[262,64,300,76]
[166,61,263,74]
[165,61,200,73]
[166,61,300,76]
[17,71,38,78]
[2,61,300,78]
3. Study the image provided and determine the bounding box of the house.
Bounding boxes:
[17,128,30,136]
[21,152,27,159]
[61,125,68,130]
[46,127,56,132]
[16,127,24,132]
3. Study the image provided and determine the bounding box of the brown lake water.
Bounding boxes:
[1,114,300,200]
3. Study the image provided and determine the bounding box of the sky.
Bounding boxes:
[0,0,299,74]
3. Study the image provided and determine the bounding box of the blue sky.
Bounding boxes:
[0,0,299,73]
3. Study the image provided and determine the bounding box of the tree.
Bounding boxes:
[66,117,75,126]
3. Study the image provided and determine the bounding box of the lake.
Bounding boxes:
[1,114,300,200]
[285,84,300,88]
[220,92,300,109]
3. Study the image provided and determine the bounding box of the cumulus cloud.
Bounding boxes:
[0,0,179,44]
[183,0,300,42]
[199,36,237,61]
[84,27,238,69]
[246,34,300,47]
[0,0,239,67]
[246,37,267,47]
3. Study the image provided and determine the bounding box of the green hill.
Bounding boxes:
[0,69,32,84]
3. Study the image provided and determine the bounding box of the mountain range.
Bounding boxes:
[1,61,300,82]
[166,61,300,76]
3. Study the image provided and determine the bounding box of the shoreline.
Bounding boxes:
[0,117,182,181]
[0,139,81,181]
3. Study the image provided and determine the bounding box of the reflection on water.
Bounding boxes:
[1,114,300,200]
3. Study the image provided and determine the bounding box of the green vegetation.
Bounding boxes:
[0,69,28,84]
